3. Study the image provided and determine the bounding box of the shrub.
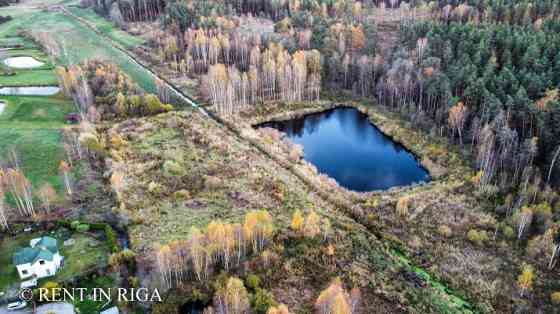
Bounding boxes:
[287,144,303,162]
[76,224,90,233]
[79,132,104,153]
[467,229,488,246]
[162,160,186,177]
[70,220,81,230]
[291,210,304,234]
[365,196,380,209]
[502,225,515,239]
[245,274,261,291]
[128,276,139,288]
[396,197,410,219]
[104,225,120,253]
[251,288,277,314]
[438,225,452,238]
[40,281,60,301]
[517,264,534,297]
[551,292,560,304]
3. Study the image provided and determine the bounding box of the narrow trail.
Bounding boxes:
[59,6,478,313]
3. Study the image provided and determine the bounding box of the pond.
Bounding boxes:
[258,107,430,191]
[0,86,60,96]
[3,56,45,69]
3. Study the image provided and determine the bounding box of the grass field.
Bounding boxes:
[0,69,58,86]
[0,95,74,192]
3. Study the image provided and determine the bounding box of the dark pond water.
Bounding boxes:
[259,107,430,191]
[180,301,205,314]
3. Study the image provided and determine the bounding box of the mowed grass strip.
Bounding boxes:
[0,69,58,86]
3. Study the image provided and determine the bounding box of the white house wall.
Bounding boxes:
[16,253,62,279]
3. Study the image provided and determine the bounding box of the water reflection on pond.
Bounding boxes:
[0,86,60,96]
[258,107,430,191]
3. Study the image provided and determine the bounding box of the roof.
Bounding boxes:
[33,236,58,253]
[13,236,59,266]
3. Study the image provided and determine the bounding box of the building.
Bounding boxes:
[13,236,63,280]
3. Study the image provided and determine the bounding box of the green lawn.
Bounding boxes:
[56,233,110,283]
[0,96,74,192]
[0,69,58,86]
[0,229,110,291]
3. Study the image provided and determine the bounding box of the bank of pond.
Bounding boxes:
[258,107,431,192]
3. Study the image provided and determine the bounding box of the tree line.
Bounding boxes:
[56,59,173,121]
[155,210,274,288]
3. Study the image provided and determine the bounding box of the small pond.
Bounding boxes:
[258,107,430,191]
[0,86,60,96]
[3,56,45,69]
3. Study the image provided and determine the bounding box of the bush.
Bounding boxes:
[551,292,560,304]
[70,220,81,230]
[438,225,452,238]
[251,288,277,314]
[105,225,120,253]
[40,281,60,301]
[163,160,186,177]
[467,229,488,246]
[76,224,90,233]
[245,274,261,291]
[502,225,515,239]
[396,197,410,219]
